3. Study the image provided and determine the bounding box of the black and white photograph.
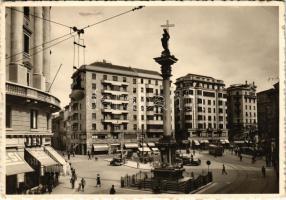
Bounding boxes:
[2,2,285,196]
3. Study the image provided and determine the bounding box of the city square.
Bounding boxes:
[3,3,283,196]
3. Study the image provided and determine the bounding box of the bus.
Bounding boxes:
[209,144,223,156]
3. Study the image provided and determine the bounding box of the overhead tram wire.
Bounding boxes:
[8,7,71,29]
[6,6,145,65]
[6,34,76,66]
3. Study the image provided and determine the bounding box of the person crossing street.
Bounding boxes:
[222,164,228,175]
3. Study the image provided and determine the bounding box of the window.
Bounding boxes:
[208,108,211,113]
[133,105,137,111]
[92,113,96,119]
[104,124,108,130]
[198,98,202,104]
[24,7,30,19]
[92,124,96,130]
[218,100,223,106]
[103,75,107,80]
[141,115,144,120]
[133,88,136,93]
[133,79,136,84]
[24,34,30,54]
[133,115,137,120]
[148,79,151,84]
[219,116,223,121]
[92,103,96,109]
[46,113,50,129]
[198,115,203,120]
[141,97,144,102]
[92,73,96,79]
[141,79,144,84]
[133,124,137,130]
[112,76,118,81]
[155,80,158,85]
[30,110,38,129]
[219,108,223,113]
[133,97,137,103]
[141,124,144,130]
[197,90,202,95]
[27,72,30,86]
[208,100,211,105]
[198,123,203,129]
[92,83,96,89]
[219,124,223,129]
[123,124,127,130]
[141,106,144,111]
[198,107,203,112]
[141,88,144,93]
[6,105,11,128]
[123,77,126,82]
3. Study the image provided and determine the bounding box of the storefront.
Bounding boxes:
[6,151,34,194]
[110,143,120,154]
[24,148,61,188]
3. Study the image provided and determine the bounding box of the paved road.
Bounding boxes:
[51,150,278,194]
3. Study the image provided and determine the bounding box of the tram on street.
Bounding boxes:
[209,144,223,156]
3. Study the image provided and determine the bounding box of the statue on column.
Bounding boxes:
[161,29,170,56]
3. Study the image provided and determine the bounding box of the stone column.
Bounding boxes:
[10,7,23,63]
[33,7,45,90]
[43,7,51,92]
[9,7,25,84]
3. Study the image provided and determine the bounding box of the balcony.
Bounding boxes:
[102,98,129,104]
[146,102,154,107]
[146,129,163,133]
[146,120,163,125]
[102,89,129,95]
[6,81,61,111]
[146,110,154,115]
[102,79,129,86]
[101,119,129,124]
[102,108,129,114]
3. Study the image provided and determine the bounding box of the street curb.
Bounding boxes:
[190,182,213,194]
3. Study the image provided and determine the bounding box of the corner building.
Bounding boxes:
[175,74,228,146]
[69,61,175,155]
[226,82,258,141]
[5,7,65,194]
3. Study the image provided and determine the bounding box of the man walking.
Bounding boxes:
[81,178,86,192]
[70,177,75,189]
[239,154,243,162]
[262,166,266,178]
[222,164,227,175]
[96,174,101,187]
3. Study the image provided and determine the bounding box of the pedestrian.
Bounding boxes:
[68,152,70,160]
[96,174,101,187]
[70,177,75,189]
[109,185,116,194]
[262,166,266,178]
[81,178,86,192]
[239,154,242,161]
[87,151,91,160]
[137,161,139,169]
[222,164,227,175]
[48,183,52,194]
[252,156,256,164]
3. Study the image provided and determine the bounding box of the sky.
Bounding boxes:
[48,5,279,108]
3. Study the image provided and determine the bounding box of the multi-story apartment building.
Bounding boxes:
[257,82,279,168]
[52,105,71,151]
[5,7,65,194]
[226,81,258,141]
[174,74,228,146]
[68,61,174,155]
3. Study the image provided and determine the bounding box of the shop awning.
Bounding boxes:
[234,141,246,144]
[224,139,230,144]
[124,143,139,149]
[44,146,66,166]
[110,143,120,146]
[93,144,108,151]
[193,140,200,145]
[141,143,148,147]
[138,147,151,152]
[6,151,34,176]
[26,148,58,167]
[147,142,156,147]
[151,147,159,151]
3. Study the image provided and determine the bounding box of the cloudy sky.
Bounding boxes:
[48,5,279,108]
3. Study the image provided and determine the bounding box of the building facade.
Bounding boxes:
[67,61,175,155]
[226,81,258,141]
[174,74,228,146]
[5,7,64,194]
[257,82,279,169]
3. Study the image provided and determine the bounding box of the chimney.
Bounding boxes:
[245,80,248,85]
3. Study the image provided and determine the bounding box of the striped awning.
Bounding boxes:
[151,147,159,151]
[93,144,109,151]
[25,148,58,167]
[44,146,66,166]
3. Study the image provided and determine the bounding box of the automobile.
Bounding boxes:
[179,156,201,166]
[110,157,123,166]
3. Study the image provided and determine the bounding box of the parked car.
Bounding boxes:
[110,157,123,166]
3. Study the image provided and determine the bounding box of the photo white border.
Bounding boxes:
[0,1,285,199]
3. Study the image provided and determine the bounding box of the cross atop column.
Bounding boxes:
[160,20,175,33]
